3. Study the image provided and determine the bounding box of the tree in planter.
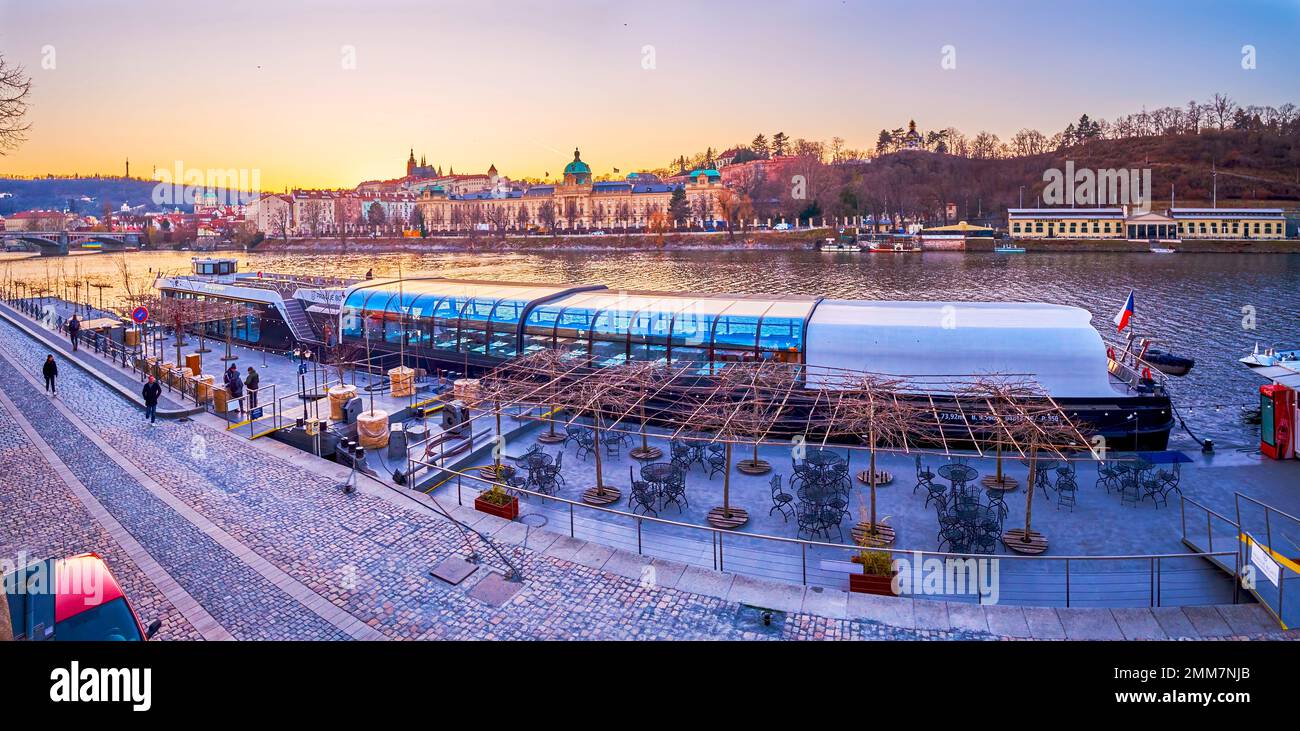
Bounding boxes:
[542,364,647,506]
[838,374,919,546]
[996,392,1090,554]
[678,365,781,529]
[136,295,201,369]
[963,375,1042,492]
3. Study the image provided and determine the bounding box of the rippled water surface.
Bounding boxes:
[7,249,1298,448]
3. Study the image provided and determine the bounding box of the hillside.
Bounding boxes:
[819,129,1300,224]
[0,176,232,216]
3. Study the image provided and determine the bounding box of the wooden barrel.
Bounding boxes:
[356,409,390,449]
[328,384,358,420]
[388,366,415,398]
[161,362,176,385]
[453,378,480,407]
[123,330,140,347]
[196,374,214,403]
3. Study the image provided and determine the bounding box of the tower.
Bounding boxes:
[406,149,416,176]
[125,158,130,179]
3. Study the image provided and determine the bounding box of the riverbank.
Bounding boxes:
[250,231,1300,255]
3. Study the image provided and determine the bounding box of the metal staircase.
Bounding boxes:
[280,298,322,346]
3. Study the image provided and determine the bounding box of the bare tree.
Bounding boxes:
[0,55,31,154]
[1210,93,1237,130]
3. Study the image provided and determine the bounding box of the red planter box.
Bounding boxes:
[474,494,519,521]
[849,572,899,596]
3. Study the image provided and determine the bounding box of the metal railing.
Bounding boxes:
[423,457,1240,608]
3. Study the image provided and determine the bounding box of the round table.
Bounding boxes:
[641,462,682,492]
[937,463,978,489]
[522,452,552,486]
[804,448,844,468]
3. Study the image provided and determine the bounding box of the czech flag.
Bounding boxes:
[1113,290,1135,332]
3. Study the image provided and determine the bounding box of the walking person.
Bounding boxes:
[66,314,81,351]
[42,355,58,395]
[142,375,162,424]
[223,363,244,413]
[244,366,260,411]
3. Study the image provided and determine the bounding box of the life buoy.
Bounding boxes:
[1106,346,1116,360]
[1141,366,1152,380]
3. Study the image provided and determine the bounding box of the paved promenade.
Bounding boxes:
[0,309,1292,640]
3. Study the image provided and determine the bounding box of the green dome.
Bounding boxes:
[563,148,591,176]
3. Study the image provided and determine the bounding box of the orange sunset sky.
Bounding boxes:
[1,0,1297,191]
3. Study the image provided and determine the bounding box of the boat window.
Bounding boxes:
[629,306,674,363]
[487,298,527,358]
[669,308,715,364]
[555,306,597,358]
[758,316,803,362]
[591,306,633,366]
[522,306,561,354]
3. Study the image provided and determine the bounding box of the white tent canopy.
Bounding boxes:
[804,300,1117,397]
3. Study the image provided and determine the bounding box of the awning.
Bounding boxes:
[78,317,124,330]
[1246,366,1300,389]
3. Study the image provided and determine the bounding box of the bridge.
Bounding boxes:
[0,230,142,256]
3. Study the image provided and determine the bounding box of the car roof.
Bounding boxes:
[54,553,125,622]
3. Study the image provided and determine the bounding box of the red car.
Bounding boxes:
[3,553,160,641]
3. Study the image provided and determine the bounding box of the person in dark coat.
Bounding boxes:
[66,315,81,351]
[244,367,260,410]
[42,355,58,395]
[223,364,244,412]
[142,375,162,424]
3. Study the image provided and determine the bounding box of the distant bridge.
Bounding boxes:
[0,230,142,256]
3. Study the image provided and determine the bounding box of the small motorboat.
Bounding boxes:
[1149,247,1177,254]
[994,244,1026,253]
[819,238,861,252]
[865,240,921,253]
[1143,347,1195,376]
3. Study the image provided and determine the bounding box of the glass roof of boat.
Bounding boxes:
[341,278,589,318]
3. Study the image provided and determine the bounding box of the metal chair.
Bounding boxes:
[574,430,595,462]
[1155,462,1182,501]
[629,480,658,516]
[768,474,795,522]
[706,449,727,480]
[913,455,935,494]
[922,476,947,509]
[1096,459,1123,494]
[1055,475,1078,511]
[795,504,825,539]
[550,451,565,485]
[660,476,688,513]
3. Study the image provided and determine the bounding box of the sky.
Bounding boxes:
[1,0,1298,190]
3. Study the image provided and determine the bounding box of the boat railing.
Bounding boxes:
[1106,342,1170,395]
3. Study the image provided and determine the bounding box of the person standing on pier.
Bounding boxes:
[66,315,80,351]
[224,363,244,413]
[244,366,260,410]
[142,375,162,424]
[42,355,58,395]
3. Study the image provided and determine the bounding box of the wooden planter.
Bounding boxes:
[474,494,519,520]
[848,571,899,596]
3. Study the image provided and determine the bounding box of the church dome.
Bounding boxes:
[563,148,591,177]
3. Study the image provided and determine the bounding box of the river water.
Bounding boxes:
[5,248,1297,449]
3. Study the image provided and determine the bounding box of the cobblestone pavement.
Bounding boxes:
[0,395,202,641]
[0,315,999,640]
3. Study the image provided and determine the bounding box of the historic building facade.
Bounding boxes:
[1008,207,1286,241]
[415,149,723,232]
